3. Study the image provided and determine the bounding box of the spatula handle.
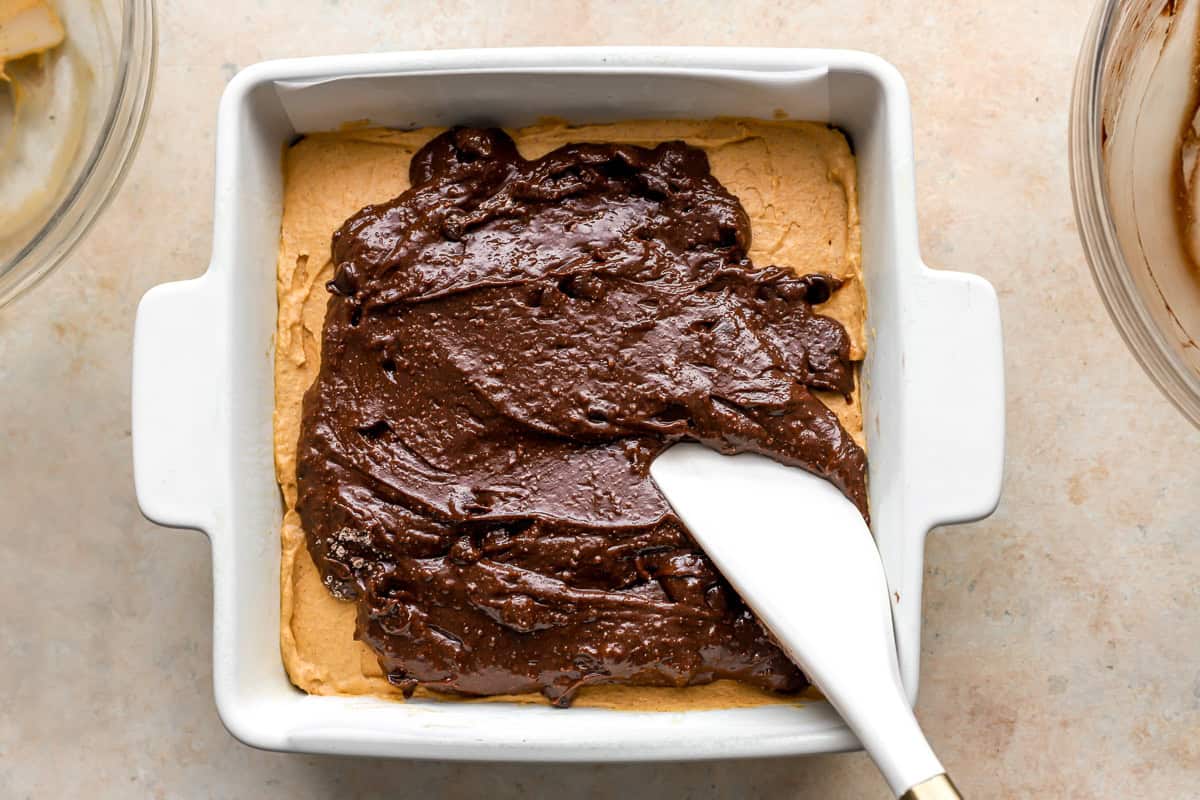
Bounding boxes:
[902,773,963,799]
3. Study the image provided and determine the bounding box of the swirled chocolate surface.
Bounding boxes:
[296,127,866,706]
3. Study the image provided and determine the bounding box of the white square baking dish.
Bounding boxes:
[131,47,1004,761]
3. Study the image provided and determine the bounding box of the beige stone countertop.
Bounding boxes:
[2,1,1198,796]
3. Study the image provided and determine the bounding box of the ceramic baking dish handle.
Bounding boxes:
[132,274,223,533]
[909,265,1005,528]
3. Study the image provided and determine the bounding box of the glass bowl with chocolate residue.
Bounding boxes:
[0,0,156,308]
[1071,0,1200,426]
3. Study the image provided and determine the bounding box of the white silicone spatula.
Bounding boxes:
[650,444,962,800]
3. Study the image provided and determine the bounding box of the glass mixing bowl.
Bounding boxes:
[0,0,155,308]
[1071,0,1200,427]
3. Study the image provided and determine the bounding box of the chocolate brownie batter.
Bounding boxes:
[296,127,867,707]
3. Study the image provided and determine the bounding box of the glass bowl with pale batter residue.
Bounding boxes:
[0,0,155,308]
